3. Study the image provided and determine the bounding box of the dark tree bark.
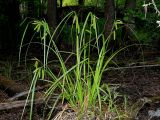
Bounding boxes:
[104,0,115,39]
[7,0,20,51]
[28,0,35,17]
[125,0,136,10]
[47,0,64,49]
[60,0,63,7]
[103,0,116,52]
[47,0,57,31]
[78,0,84,6]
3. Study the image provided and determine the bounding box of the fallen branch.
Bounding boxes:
[107,64,160,71]
[8,84,50,101]
[0,98,44,111]
[0,94,60,111]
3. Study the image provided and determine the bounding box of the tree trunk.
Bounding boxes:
[125,0,136,10]
[7,0,20,51]
[104,0,115,39]
[104,0,115,52]
[60,0,63,7]
[47,0,64,49]
[28,0,35,17]
[47,0,57,31]
[78,0,84,6]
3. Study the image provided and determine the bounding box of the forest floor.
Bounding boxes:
[1,49,160,120]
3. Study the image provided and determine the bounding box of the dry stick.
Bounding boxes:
[8,84,50,101]
[8,91,30,101]
[107,64,160,71]
[0,98,44,111]
[0,95,61,111]
[0,97,63,111]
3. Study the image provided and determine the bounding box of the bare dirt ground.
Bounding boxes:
[1,50,160,120]
[106,66,160,120]
[0,66,160,120]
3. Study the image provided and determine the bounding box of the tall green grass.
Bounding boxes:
[19,11,126,120]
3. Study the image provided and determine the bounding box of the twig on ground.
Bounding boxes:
[0,98,44,111]
[107,64,160,71]
[8,84,50,101]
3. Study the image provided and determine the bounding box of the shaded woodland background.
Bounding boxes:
[1,1,160,120]
[1,0,160,56]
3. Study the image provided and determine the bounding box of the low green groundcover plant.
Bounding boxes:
[19,11,127,120]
